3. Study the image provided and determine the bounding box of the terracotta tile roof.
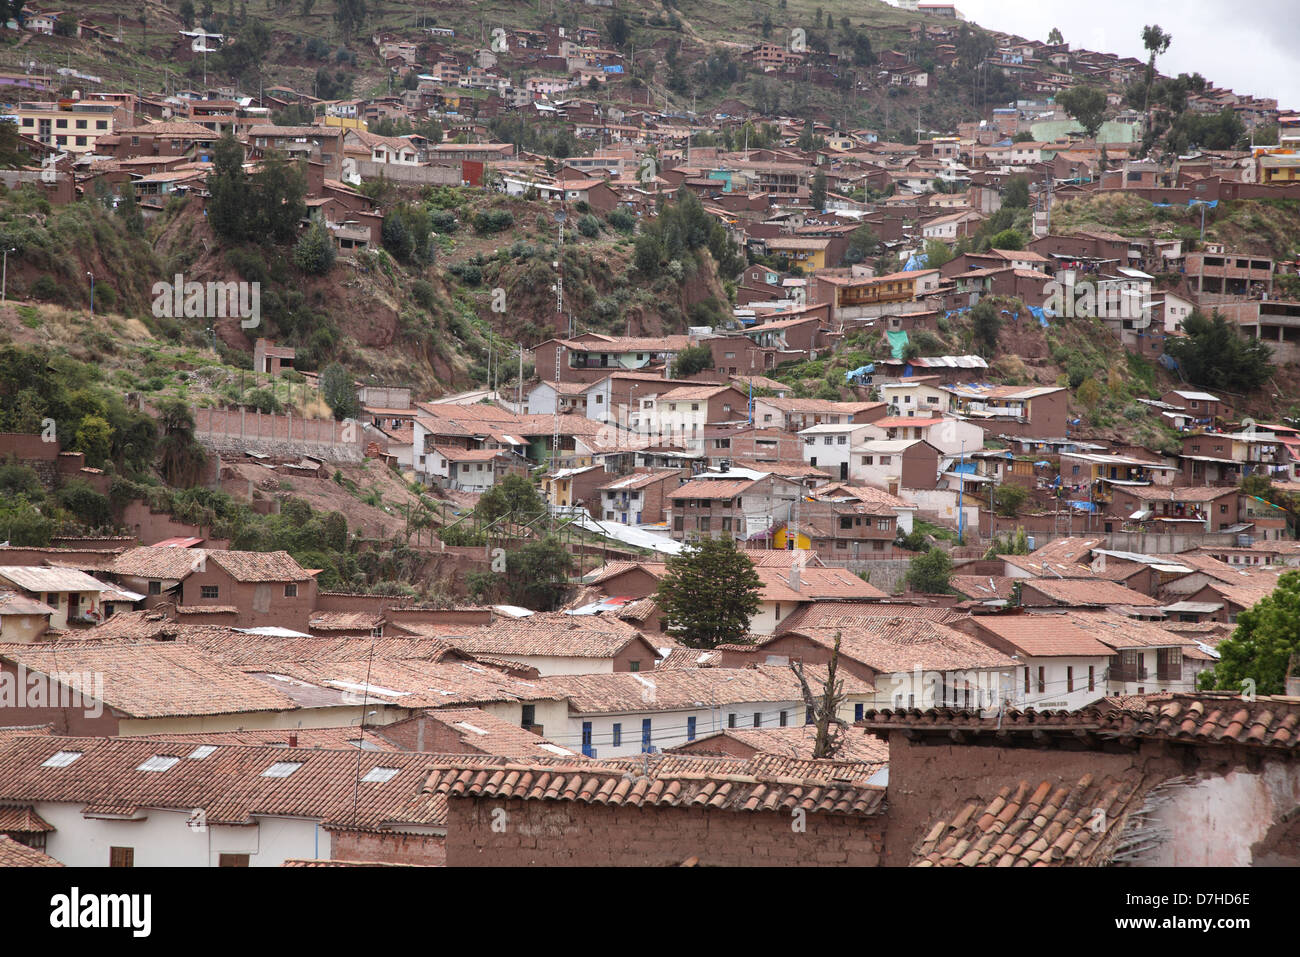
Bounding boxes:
[536,664,873,714]
[668,478,756,500]
[1018,578,1161,607]
[913,773,1144,866]
[967,614,1116,657]
[1026,537,1106,565]
[755,566,887,602]
[0,736,446,833]
[205,550,313,582]
[0,804,54,833]
[438,613,657,659]
[1071,612,1183,649]
[424,753,886,816]
[0,725,53,748]
[865,693,1300,753]
[655,647,723,669]
[1122,485,1236,502]
[138,727,403,751]
[777,601,962,634]
[308,611,384,631]
[950,575,1016,601]
[0,642,303,718]
[418,708,579,758]
[671,725,889,765]
[249,658,566,709]
[108,546,212,580]
[785,620,1016,674]
[0,835,62,867]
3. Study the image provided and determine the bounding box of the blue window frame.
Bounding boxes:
[641,718,652,752]
[687,716,696,740]
[581,721,594,757]
[612,723,622,747]
[805,707,814,725]
[854,703,865,721]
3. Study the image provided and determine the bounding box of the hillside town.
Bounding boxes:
[0,0,1294,883]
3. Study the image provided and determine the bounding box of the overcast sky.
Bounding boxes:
[952,0,1298,112]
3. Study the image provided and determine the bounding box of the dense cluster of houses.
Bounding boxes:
[1,6,1298,870]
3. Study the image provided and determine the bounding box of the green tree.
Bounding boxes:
[1198,570,1300,696]
[334,0,366,38]
[74,415,114,469]
[0,499,54,546]
[670,343,714,377]
[1165,310,1273,392]
[970,299,1001,357]
[810,169,827,211]
[320,363,360,420]
[993,483,1029,518]
[606,11,630,47]
[843,224,879,265]
[922,239,953,269]
[1056,85,1107,138]
[179,0,196,27]
[1077,377,1103,410]
[206,131,249,242]
[656,536,762,648]
[293,220,336,274]
[987,228,1025,251]
[476,474,544,524]
[905,547,953,594]
[247,149,307,245]
[116,182,144,235]
[1047,27,1063,45]
[155,398,208,488]
[505,535,574,610]
[1003,174,1030,208]
[1141,24,1173,114]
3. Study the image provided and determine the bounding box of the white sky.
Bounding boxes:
[953,0,1297,113]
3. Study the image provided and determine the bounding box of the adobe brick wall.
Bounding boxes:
[875,731,1187,867]
[445,798,884,866]
[328,828,447,866]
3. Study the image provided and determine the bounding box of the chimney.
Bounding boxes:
[789,564,801,592]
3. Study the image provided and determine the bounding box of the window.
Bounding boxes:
[200,585,219,600]
[148,581,162,595]
[854,703,865,721]
[284,583,298,597]
[521,705,536,728]
[75,119,86,129]
[641,718,652,752]
[728,713,737,728]
[581,721,594,757]
[629,660,640,672]
[880,456,892,465]
[779,710,789,727]
[805,707,814,725]
[753,712,762,728]
[612,723,622,747]
[47,593,59,606]
[686,717,696,741]
[1037,667,1045,694]
[55,119,67,129]
[1024,667,1030,694]
[188,746,217,760]
[219,854,250,867]
[1066,666,1074,693]
[96,120,108,130]
[110,847,134,868]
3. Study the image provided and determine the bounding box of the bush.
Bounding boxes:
[577,214,600,238]
[473,209,514,234]
[607,208,636,233]
[293,221,336,275]
[410,279,437,311]
[430,209,457,233]
[31,275,59,301]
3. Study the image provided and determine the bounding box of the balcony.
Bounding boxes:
[1109,665,1148,683]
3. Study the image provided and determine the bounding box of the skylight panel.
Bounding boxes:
[137,755,180,773]
[42,750,82,768]
[361,766,400,783]
[187,745,218,760]
[262,761,304,778]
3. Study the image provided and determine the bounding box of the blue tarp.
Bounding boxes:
[1068,501,1098,512]
[845,363,875,384]
[904,253,929,271]
[950,461,977,474]
[1027,305,1050,327]
[1158,354,1179,371]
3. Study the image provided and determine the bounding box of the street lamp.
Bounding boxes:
[87,271,94,319]
[2,248,15,303]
